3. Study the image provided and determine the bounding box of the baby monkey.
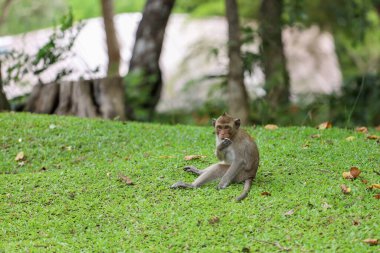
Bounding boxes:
[171,113,259,201]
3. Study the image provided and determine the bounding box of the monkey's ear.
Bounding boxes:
[212,119,216,127]
[234,118,241,128]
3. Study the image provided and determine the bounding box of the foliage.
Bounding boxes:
[1,112,379,251]
[124,70,161,121]
[1,9,84,86]
[0,0,67,36]
[325,74,380,127]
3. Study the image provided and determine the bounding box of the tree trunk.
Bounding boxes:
[25,77,126,120]
[0,0,13,27]
[0,61,11,111]
[259,0,290,111]
[100,0,121,77]
[127,0,175,120]
[225,0,250,124]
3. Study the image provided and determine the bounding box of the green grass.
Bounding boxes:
[0,112,379,252]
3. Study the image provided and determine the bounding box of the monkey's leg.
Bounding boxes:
[192,163,229,187]
[218,161,245,189]
[184,166,203,175]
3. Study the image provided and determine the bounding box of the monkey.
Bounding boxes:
[171,112,259,201]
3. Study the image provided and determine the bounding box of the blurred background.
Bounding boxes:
[0,0,379,126]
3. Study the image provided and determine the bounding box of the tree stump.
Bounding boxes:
[24,77,126,120]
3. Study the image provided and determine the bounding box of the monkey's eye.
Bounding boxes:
[223,126,231,130]
[216,125,222,130]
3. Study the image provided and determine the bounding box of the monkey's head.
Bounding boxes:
[212,113,240,140]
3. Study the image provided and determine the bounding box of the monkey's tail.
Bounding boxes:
[236,178,253,202]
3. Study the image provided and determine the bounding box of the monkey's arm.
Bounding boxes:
[218,160,245,189]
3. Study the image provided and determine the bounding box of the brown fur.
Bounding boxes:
[171,113,259,201]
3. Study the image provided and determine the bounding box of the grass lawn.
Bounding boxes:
[0,112,379,252]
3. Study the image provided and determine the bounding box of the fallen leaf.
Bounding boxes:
[184,155,206,161]
[367,135,380,140]
[208,216,220,225]
[363,238,378,246]
[284,209,295,216]
[15,152,26,161]
[374,194,380,200]
[340,184,351,194]
[361,179,368,184]
[352,220,360,226]
[322,202,332,209]
[317,121,332,130]
[342,167,361,179]
[159,155,174,159]
[310,134,321,139]
[346,136,356,141]
[355,126,368,133]
[264,124,279,130]
[118,174,134,185]
[261,191,271,196]
[350,167,361,178]
[343,171,354,179]
[368,184,380,190]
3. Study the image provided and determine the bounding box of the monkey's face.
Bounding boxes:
[213,113,241,140]
[215,124,234,140]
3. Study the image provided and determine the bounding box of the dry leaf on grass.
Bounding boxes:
[363,238,378,246]
[264,124,279,130]
[346,136,356,141]
[342,171,353,179]
[317,121,332,130]
[343,167,361,179]
[367,135,380,140]
[208,216,220,225]
[367,184,380,190]
[15,152,26,161]
[284,209,295,216]
[361,179,368,184]
[374,194,380,200]
[340,184,351,194]
[322,202,332,209]
[350,167,361,178]
[355,126,368,133]
[310,134,321,139]
[184,155,206,161]
[118,174,134,185]
[261,191,271,196]
[159,155,174,159]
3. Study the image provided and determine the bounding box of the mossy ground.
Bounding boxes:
[0,113,379,252]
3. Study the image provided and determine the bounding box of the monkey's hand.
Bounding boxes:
[217,138,232,150]
[170,181,194,189]
[184,166,202,175]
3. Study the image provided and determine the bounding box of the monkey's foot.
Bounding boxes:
[218,138,232,150]
[170,181,194,189]
[184,166,202,175]
[217,182,229,190]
